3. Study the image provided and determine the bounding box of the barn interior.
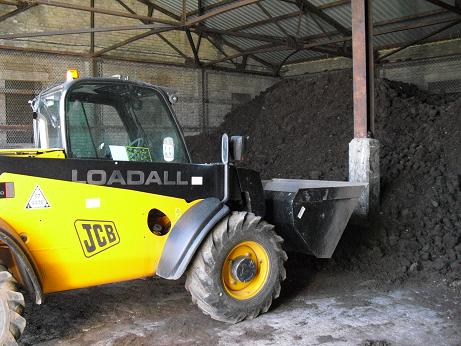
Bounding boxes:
[0,0,459,345]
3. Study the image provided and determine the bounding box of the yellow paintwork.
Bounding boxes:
[0,148,66,158]
[221,240,269,300]
[0,172,199,294]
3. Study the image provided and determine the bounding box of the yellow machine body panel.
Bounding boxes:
[0,149,66,159]
[0,172,198,294]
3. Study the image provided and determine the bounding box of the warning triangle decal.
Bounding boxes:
[26,185,51,209]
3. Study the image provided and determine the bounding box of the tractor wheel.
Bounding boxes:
[186,211,287,323]
[0,266,26,346]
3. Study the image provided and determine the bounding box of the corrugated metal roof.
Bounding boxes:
[204,3,268,30]
[241,23,284,37]
[254,49,296,64]
[224,35,268,49]
[285,49,326,63]
[138,0,461,70]
[2,0,460,74]
[322,6,351,28]
[259,0,299,16]
[373,0,445,22]
[278,15,336,37]
[154,0,195,15]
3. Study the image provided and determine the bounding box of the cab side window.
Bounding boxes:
[67,101,97,158]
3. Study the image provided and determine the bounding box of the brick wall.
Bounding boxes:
[0,1,276,147]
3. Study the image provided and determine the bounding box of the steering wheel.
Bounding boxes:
[129,137,144,147]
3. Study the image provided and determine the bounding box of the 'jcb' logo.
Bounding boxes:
[75,220,120,257]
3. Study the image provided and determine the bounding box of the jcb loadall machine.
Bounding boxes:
[0,71,364,344]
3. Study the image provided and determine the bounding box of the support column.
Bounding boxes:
[349,138,380,215]
[349,0,380,215]
[90,0,97,77]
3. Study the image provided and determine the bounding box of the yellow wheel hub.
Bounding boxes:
[221,241,270,300]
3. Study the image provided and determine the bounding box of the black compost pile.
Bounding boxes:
[186,70,461,285]
[188,71,353,180]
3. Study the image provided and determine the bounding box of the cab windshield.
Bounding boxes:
[64,81,188,163]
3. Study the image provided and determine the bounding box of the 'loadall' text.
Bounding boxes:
[72,169,189,186]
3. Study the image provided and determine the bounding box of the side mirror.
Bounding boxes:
[221,133,229,164]
[230,136,246,162]
[221,134,230,203]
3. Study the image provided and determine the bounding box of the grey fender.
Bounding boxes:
[156,197,230,280]
[0,219,43,304]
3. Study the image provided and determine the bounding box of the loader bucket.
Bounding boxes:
[263,179,366,258]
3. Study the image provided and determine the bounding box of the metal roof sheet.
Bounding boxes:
[2,0,461,74]
[241,22,285,37]
[109,0,461,69]
[285,49,326,63]
[204,4,268,30]
[224,35,269,49]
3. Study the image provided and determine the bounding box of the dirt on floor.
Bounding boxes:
[20,255,461,346]
[186,71,461,286]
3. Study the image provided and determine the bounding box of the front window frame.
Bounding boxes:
[61,78,191,163]
[32,84,65,150]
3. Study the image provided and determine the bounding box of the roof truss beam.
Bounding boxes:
[216,34,277,69]
[188,0,276,69]
[228,10,303,32]
[186,0,260,26]
[0,2,36,22]
[257,2,290,37]
[135,0,181,21]
[279,0,351,9]
[92,27,172,57]
[204,34,239,67]
[204,13,461,67]
[194,27,286,44]
[0,0,261,35]
[296,0,351,35]
[0,23,173,40]
[424,0,461,16]
[0,0,180,25]
[187,0,235,17]
[158,33,189,60]
[202,36,350,67]
[1,0,458,75]
[1,0,259,27]
[377,19,461,62]
[186,29,201,66]
[101,2,189,60]
[196,27,351,59]
[288,15,461,67]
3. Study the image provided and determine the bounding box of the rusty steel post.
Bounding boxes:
[352,0,374,138]
[90,0,97,77]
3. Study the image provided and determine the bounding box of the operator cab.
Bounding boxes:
[31,71,190,164]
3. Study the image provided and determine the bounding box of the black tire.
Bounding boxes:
[0,266,26,346]
[185,211,287,323]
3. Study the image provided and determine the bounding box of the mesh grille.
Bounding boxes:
[378,54,461,95]
[0,49,275,148]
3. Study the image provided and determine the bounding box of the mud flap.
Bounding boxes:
[156,198,230,280]
[0,219,43,304]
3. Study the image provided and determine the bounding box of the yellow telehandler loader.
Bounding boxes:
[0,71,364,344]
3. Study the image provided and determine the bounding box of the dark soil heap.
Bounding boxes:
[186,70,461,285]
[188,71,353,180]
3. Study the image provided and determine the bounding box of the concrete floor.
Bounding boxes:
[19,266,461,346]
